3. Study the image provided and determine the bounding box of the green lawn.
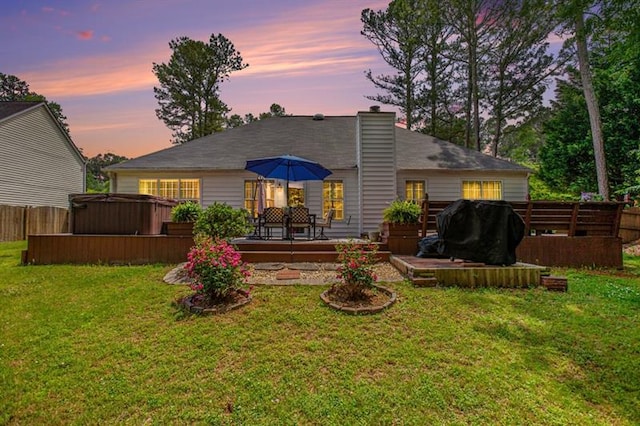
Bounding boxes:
[1,240,639,425]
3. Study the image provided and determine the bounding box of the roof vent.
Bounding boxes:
[313,113,325,120]
[369,105,381,113]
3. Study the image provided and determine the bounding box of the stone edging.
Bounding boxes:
[178,291,252,315]
[320,285,397,315]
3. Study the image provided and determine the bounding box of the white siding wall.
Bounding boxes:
[397,171,529,201]
[114,171,250,208]
[305,170,360,238]
[0,106,85,208]
[113,169,363,238]
[357,111,397,234]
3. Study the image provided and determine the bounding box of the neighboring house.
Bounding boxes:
[0,101,86,209]
[106,109,531,237]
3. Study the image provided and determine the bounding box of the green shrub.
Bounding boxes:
[194,202,252,240]
[382,199,421,224]
[171,201,202,223]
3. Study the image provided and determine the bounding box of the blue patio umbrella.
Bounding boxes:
[245,155,332,206]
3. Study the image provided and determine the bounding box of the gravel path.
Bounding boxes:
[164,262,405,286]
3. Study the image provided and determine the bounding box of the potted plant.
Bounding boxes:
[381,199,422,254]
[165,201,202,235]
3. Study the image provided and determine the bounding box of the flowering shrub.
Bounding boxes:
[335,240,378,300]
[184,238,251,302]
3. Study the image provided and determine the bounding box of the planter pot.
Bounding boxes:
[382,222,419,254]
[368,231,381,242]
[164,221,194,236]
[386,235,420,255]
[382,222,419,237]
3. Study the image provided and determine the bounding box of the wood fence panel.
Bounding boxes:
[619,207,640,243]
[0,205,26,242]
[26,206,69,236]
[0,204,69,241]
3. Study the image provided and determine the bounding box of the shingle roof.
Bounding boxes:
[106,115,530,173]
[394,126,529,171]
[0,101,42,121]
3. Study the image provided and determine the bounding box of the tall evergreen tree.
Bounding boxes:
[153,33,247,144]
[445,0,501,150]
[416,0,457,138]
[0,72,70,135]
[482,0,558,157]
[361,0,427,130]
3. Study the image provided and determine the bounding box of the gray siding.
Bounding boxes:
[307,170,360,238]
[398,170,529,201]
[357,111,397,234]
[112,169,363,238]
[0,106,84,208]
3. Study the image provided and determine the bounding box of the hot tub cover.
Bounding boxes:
[436,199,525,265]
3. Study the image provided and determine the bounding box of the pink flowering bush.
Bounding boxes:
[184,238,251,302]
[335,240,378,300]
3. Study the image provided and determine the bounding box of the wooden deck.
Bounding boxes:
[23,233,554,288]
[23,234,195,265]
[22,199,625,269]
[234,239,390,263]
[391,255,550,288]
[22,234,390,265]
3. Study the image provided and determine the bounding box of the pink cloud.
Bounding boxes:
[19,0,388,100]
[76,30,94,40]
[21,48,162,97]
[101,35,111,42]
[222,2,385,79]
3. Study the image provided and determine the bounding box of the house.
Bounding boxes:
[106,108,531,237]
[0,101,86,209]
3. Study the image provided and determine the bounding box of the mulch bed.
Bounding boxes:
[320,284,396,314]
[176,289,252,315]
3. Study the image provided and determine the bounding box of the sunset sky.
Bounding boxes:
[2,0,394,158]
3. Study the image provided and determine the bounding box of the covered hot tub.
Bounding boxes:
[69,193,178,235]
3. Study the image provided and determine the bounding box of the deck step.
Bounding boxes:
[541,276,568,292]
[411,277,438,287]
[240,251,391,263]
[239,250,391,263]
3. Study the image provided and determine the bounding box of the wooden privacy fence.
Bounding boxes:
[420,199,624,238]
[619,207,640,243]
[0,205,69,242]
[419,198,625,268]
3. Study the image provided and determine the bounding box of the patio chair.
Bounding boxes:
[314,208,334,240]
[288,206,314,240]
[261,207,286,239]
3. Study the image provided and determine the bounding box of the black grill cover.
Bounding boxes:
[436,199,525,265]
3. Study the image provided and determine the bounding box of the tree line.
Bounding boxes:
[3,0,638,199]
[360,0,639,200]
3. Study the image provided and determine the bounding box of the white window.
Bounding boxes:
[323,180,344,220]
[139,179,157,196]
[462,180,503,200]
[244,180,275,216]
[138,179,201,202]
[405,180,425,203]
